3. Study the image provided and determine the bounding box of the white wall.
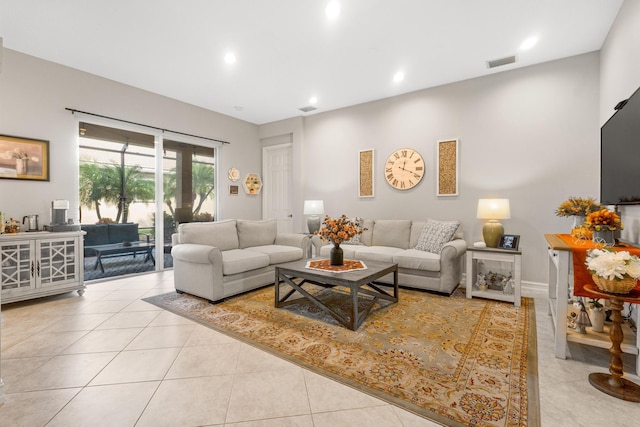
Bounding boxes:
[0,49,262,224]
[600,0,640,244]
[260,53,601,284]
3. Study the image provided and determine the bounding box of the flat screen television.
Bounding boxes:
[600,85,640,205]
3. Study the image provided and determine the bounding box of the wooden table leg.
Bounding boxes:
[588,296,640,402]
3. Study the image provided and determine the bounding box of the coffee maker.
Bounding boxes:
[44,199,81,232]
[51,199,68,225]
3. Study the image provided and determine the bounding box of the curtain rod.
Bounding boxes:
[65,108,231,144]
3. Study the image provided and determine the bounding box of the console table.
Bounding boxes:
[545,234,640,373]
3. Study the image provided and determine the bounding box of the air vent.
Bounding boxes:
[486,55,516,69]
[299,105,317,113]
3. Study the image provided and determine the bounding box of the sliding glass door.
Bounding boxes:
[78,122,216,281]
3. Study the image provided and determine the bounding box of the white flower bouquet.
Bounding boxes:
[585,248,640,294]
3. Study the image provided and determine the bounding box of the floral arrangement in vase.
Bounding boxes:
[585,248,640,294]
[555,197,603,217]
[585,209,622,231]
[315,215,365,245]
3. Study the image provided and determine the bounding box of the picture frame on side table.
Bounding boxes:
[0,134,50,181]
[498,234,520,250]
[437,138,458,196]
[358,149,374,197]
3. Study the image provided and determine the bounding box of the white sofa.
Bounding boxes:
[171,219,310,302]
[313,219,466,294]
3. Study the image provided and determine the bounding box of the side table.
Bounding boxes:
[466,246,522,307]
[583,284,640,402]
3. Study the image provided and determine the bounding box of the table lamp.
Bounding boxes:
[303,200,324,234]
[477,199,511,248]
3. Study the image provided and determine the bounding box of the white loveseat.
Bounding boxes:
[313,219,466,294]
[171,219,310,303]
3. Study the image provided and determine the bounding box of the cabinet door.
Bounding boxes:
[0,240,35,296]
[38,237,79,287]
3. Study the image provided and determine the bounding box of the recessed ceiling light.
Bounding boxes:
[309,96,318,105]
[224,52,237,64]
[393,71,405,83]
[519,36,538,50]
[325,1,341,19]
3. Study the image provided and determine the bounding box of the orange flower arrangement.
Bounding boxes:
[585,209,622,231]
[315,215,364,245]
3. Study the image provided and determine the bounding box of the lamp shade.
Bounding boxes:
[303,200,324,215]
[476,199,511,220]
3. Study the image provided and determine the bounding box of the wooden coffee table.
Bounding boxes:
[275,259,398,330]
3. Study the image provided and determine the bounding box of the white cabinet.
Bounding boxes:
[0,231,85,304]
[545,234,640,373]
[466,246,522,307]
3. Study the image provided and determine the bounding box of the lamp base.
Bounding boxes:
[482,220,504,248]
[307,216,321,234]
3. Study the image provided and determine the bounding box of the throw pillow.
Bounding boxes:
[344,217,364,245]
[415,219,460,254]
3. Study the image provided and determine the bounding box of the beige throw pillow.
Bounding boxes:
[415,219,461,254]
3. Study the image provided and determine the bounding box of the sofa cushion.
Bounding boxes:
[353,246,403,263]
[178,220,239,251]
[222,249,270,275]
[393,249,441,272]
[237,219,277,249]
[358,219,375,246]
[371,220,412,249]
[82,224,109,247]
[108,223,139,243]
[246,245,303,264]
[415,219,461,254]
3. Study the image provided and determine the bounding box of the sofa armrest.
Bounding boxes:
[275,233,310,250]
[440,239,467,261]
[171,243,222,265]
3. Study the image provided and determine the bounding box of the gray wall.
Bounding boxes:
[262,53,601,285]
[0,49,262,223]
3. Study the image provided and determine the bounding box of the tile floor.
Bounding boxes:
[1,271,639,426]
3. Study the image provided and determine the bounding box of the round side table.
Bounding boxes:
[583,284,640,402]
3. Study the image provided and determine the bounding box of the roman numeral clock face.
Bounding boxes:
[384,148,425,190]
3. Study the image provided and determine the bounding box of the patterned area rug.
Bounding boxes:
[144,285,539,426]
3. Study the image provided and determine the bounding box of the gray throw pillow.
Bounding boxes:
[415,219,461,254]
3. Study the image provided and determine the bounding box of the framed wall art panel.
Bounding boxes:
[437,139,458,196]
[358,149,374,198]
[0,134,50,181]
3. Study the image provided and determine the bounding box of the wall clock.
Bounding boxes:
[384,148,425,190]
[228,168,240,181]
[243,173,262,195]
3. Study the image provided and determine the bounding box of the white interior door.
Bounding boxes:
[263,143,293,233]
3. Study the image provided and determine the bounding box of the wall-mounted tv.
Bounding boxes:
[600,85,640,205]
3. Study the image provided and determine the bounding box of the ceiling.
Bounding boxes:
[0,0,624,125]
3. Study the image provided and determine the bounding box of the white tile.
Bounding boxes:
[226,415,315,427]
[225,370,311,423]
[303,370,386,412]
[95,310,161,329]
[9,352,117,392]
[312,406,403,427]
[46,382,159,427]
[236,343,301,373]
[0,388,80,426]
[124,324,195,350]
[165,343,241,379]
[137,376,234,426]
[61,328,143,354]
[183,324,238,346]
[2,330,88,358]
[89,347,181,385]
